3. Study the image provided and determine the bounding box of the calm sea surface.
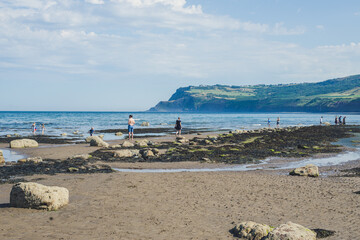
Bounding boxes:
[0,111,359,140]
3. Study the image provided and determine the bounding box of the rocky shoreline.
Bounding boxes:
[1,125,360,183]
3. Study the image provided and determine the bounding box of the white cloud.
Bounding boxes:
[86,0,105,4]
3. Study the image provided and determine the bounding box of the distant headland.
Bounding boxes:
[149,74,360,113]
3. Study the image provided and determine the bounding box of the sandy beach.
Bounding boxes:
[1,127,360,239]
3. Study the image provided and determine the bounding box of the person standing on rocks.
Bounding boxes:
[175,117,182,135]
[128,115,135,140]
[89,127,94,136]
[320,116,323,125]
[343,116,346,125]
[335,116,338,125]
[276,117,280,127]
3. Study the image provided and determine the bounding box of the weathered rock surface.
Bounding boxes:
[26,157,43,164]
[265,222,316,240]
[122,141,135,147]
[89,136,109,148]
[60,133,67,136]
[114,149,140,158]
[136,139,149,147]
[290,164,319,177]
[70,154,92,160]
[141,122,150,126]
[10,139,39,148]
[10,182,69,210]
[115,132,123,136]
[0,150,4,164]
[141,149,154,158]
[232,221,273,240]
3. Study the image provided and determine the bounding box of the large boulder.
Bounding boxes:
[122,141,135,147]
[232,221,273,240]
[10,139,38,148]
[114,149,139,158]
[89,136,109,148]
[0,150,4,164]
[265,222,316,240]
[141,149,154,158]
[10,182,69,211]
[290,164,319,177]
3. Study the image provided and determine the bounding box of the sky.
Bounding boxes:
[1,0,360,111]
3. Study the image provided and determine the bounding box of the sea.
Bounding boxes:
[1,111,360,141]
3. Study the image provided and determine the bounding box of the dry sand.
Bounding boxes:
[1,134,360,239]
[1,171,360,239]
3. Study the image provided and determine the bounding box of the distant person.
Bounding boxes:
[320,116,323,125]
[128,115,135,140]
[89,127,94,136]
[41,124,46,135]
[335,116,338,125]
[175,117,182,135]
[343,116,346,125]
[339,116,342,124]
[267,118,270,127]
[31,122,37,135]
[276,117,280,127]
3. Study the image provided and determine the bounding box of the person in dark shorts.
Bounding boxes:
[89,127,94,136]
[128,115,135,140]
[175,117,182,135]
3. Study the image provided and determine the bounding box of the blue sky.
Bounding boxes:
[1,0,360,111]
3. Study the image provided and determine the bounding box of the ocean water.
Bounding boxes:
[0,111,359,141]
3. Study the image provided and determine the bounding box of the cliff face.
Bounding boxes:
[149,75,360,112]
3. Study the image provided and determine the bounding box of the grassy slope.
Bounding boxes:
[151,75,360,112]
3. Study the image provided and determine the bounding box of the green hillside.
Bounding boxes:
[149,75,360,112]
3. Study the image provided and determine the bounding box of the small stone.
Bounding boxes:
[6,134,12,137]
[27,157,43,164]
[68,167,79,172]
[290,164,319,177]
[61,133,67,136]
[266,222,316,240]
[232,221,273,240]
[115,132,123,136]
[122,141,135,148]
[141,122,150,126]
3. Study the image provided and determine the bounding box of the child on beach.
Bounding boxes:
[320,116,323,125]
[41,124,46,135]
[31,122,37,135]
[89,127,94,136]
[276,117,280,127]
[175,117,182,135]
[128,115,135,140]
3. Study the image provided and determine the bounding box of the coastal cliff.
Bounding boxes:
[149,74,360,112]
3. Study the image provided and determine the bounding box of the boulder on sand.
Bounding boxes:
[10,139,38,148]
[89,136,109,148]
[290,164,319,177]
[266,222,316,240]
[10,182,69,211]
[232,221,273,240]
